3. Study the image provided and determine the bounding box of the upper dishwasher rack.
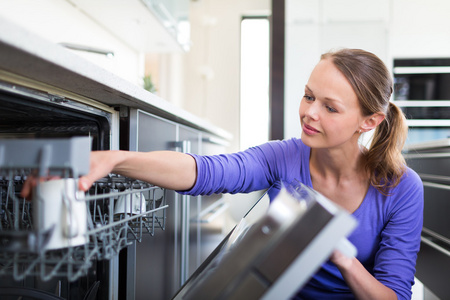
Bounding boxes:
[0,138,168,281]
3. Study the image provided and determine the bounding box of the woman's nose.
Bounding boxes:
[304,102,319,120]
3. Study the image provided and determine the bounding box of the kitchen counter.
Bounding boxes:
[0,16,231,141]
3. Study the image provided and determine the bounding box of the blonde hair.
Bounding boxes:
[322,49,408,195]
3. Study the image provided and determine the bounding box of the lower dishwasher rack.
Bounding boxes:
[0,173,167,282]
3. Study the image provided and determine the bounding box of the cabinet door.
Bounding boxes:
[178,125,201,282]
[198,133,230,264]
[129,109,180,300]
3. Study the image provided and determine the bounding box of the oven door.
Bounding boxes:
[393,58,450,145]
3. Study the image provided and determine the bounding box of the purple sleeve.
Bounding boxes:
[182,147,275,196]
[179,139,305,196]
[375,169,424,300]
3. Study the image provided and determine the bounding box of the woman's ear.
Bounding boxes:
[360,113,385,133]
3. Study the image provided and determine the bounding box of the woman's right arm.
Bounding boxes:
[20,150,197,199]
[77,150,197,192]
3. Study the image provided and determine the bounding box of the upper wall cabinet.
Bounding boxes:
[70,0,190,53]
[391,0,450,58]
[320,0,389,23]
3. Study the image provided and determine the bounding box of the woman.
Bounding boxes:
[28,49,424,299]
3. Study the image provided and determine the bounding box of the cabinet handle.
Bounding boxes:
[422,181,450,191]
[421,235,450,258]
[202,137,229,147]
[418,173,450,184]
[403,152,450,159]
[59,42,114,57]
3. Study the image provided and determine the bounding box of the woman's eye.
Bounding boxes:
[303,95,314,101]
[326,106,337,113]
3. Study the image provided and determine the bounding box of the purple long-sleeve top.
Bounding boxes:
[181,138,424,300]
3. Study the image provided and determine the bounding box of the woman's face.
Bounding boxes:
[299,58,365,150]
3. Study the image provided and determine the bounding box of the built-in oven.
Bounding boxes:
[393,58,450,145]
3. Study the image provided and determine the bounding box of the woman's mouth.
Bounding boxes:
[303,124,320,135]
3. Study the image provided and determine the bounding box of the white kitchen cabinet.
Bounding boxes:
[320,0,390,23]
[390,0,450,58]
[69,0,190,53]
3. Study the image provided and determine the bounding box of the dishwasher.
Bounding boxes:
[0,137,167,300]
[0,79,170,300]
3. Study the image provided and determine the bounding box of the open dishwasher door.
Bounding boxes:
[172,180,358,300]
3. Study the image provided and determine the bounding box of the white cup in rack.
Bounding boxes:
[114,192,147,215]
[33,178,88,250]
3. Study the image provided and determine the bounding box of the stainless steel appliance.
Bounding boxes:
[404,139,450,299]
[0,15,232,299]
[173,181,358,300]
[0,137,167,300]
[128,109,229,299]
[0,81,121,300]
[393,58,450,144]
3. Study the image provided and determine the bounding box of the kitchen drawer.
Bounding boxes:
[416,236,450,300]
[405,152,450,179]
[422,185,450,240]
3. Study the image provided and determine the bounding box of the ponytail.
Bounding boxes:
[366,102,407,195]
[322,48,408,195]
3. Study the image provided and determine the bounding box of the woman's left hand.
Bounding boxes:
[329,249,397,299]
[330,249,355,272]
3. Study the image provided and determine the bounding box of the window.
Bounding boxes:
[240,17,270,150]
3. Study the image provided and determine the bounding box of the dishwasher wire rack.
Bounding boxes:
[0,173,168,282]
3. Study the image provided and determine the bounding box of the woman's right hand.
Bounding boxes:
[78,150,197,192]
[78,151,116,192]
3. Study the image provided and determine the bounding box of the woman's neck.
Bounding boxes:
[310,144,367,181]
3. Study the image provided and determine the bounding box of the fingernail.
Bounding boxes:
[79,180,88,191]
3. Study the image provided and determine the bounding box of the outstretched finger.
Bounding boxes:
[20,176,37,199]
[78,176,94,192]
